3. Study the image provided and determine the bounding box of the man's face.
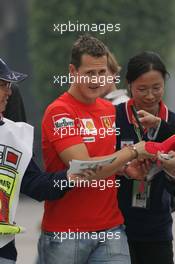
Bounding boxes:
[0,80,12,113]
[69,54,108,103]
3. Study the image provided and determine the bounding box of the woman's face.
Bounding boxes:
[130,70,164,114]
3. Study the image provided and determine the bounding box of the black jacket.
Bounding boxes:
[116,102,175,241]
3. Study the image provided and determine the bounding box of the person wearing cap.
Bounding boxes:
[0,58,76,263]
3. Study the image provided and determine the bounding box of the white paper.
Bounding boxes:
[68,157,116,174]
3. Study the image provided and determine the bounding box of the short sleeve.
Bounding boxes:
[42,105,83,153]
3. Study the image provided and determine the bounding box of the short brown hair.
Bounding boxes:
[70,34,108,69]
[107,50,121,75]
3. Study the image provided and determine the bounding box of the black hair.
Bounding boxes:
[126,51,170,84]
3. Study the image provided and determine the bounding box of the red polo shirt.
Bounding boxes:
[41,92,124,232]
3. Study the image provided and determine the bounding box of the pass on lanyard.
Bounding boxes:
[132,124,151,209]
[132,180,151,209]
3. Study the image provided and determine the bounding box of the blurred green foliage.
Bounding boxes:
[29,0,175,109]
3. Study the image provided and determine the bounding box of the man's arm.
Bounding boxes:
[44,106,152,178]
[20,158,73,201]
[59,143,90,166]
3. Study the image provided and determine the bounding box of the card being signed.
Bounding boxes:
[68,157,116,174]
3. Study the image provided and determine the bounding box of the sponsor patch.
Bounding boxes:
[81,119,96,131]
[83,137,95,143]
[53,114,75,129]
[101,116,113,129]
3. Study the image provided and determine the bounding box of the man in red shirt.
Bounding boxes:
[37,35,149,264]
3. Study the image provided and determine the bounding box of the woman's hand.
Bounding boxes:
[137,109,161,129]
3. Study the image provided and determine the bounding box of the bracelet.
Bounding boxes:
[125,145,139,159]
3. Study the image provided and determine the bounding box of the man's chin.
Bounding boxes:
[89,87,102,95]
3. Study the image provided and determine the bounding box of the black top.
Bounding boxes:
[116,102,175,241]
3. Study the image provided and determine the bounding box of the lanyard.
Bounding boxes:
[133,125,149,190]
[134,125,143,142]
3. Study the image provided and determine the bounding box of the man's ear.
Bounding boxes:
[69,64,77,76]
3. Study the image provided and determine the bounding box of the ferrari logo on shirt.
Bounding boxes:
[101,117,112,129]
